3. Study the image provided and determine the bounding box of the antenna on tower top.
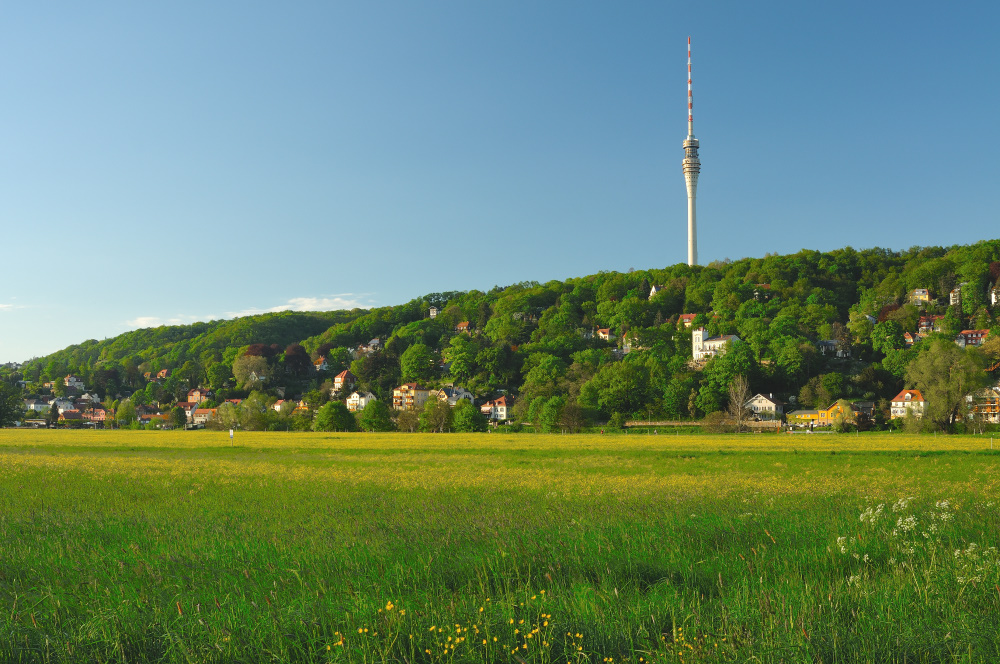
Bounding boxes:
[682,36,701,267]
[687,36,694,137]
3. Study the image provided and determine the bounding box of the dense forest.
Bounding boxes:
[4,241,1000,432]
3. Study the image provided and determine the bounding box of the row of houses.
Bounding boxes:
[389,383,511,420]
[912,284,1000,308]
[750,389,945,426]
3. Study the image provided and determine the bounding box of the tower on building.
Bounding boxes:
[682,37,701,266]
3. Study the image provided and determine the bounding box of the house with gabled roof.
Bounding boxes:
[64,375,85,391]
[346,391,377,412]
[891,390,926,419]
[745,393,783,419]
[313,356,328,372]
[480,396,512,421]
[956,329,989,348]
[187,388,211,404]
[430,385,474,406]
[333,370,356,394]
[677,314,697,329]
[909,288,931,305]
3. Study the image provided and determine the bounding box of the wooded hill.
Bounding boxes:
[9,240,1000,430]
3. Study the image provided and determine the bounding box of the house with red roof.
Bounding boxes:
[890,390,926,419]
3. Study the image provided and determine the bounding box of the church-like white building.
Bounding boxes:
[692,327,740,361]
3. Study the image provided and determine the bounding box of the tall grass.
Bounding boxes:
[0,431,998,662]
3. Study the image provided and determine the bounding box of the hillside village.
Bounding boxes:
[3,243,1000,433]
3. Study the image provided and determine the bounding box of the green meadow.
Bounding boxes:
[1,430,999,663]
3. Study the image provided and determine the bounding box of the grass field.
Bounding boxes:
[1,430,999,663]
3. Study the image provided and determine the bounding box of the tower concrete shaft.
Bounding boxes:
[683,37,700,267]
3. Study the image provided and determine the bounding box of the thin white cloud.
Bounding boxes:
[125,314,215,328]
[0,304,12,311]
[125,294,373,330]
[225,294,372,318]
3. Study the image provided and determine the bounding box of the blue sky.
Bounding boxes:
[1,1,998,362]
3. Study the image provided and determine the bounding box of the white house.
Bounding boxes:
[63,375,85,391]
[950,283,968,307]
[48,397,76,414]
[313,356,328,372]
[429,306,439,319]
[480,396,512,421]
[333,370,357,394]
[890,389,927,419]
[745,393,784,419]
[346,391,377,412]
[24,398,48,412]
[692,327,740,361]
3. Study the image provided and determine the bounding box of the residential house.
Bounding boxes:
[429,306,439,319]
[313,356,328,372]
[157,369,171,380]
[187,388,212,404]
[649,285,664,298]
[392,383,431,412]
[192,409,217,426]
[909,288,931,305]
[677,314,697,329]
[272,399,288,412]
[176,402,199,421]
[967,387,1000,424]
[891,390,927,419]
[786,409,821,426]
[597,328,611,340]
[430,386,474,406]
[745,394,783,420]
[225,398,243,406]
[817,340,850,358]
[991,283,1000,307]
[58,409,83,423]
[64,375,85,391]
[139,413,169,427]
[903,332,916,348]
[456,321,471,334]
[950,283,968,307]
[692,327,740,361]
[480,396,512,421]
[24,398,48,412]
[917,315,944,336]
[333,370,357,394]
[346,391,377,412]
[354,338,382,356]
[48,397,76,414]
[753,284,771,301]
[82,407,109,425]
[956,329,990,348]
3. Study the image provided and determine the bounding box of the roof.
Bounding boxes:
[891,389,926,403]
[679,313,697,320]
[786,409,819,416]
[748,393,783,406]
[335,369,355,379]
[959,329,989,335]
[397,383,427,390]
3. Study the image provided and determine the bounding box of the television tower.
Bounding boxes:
[682,36,701,266]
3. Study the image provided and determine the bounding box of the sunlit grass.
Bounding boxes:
[1,431,998,662]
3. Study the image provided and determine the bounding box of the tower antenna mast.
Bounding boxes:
[683,36,701,266]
